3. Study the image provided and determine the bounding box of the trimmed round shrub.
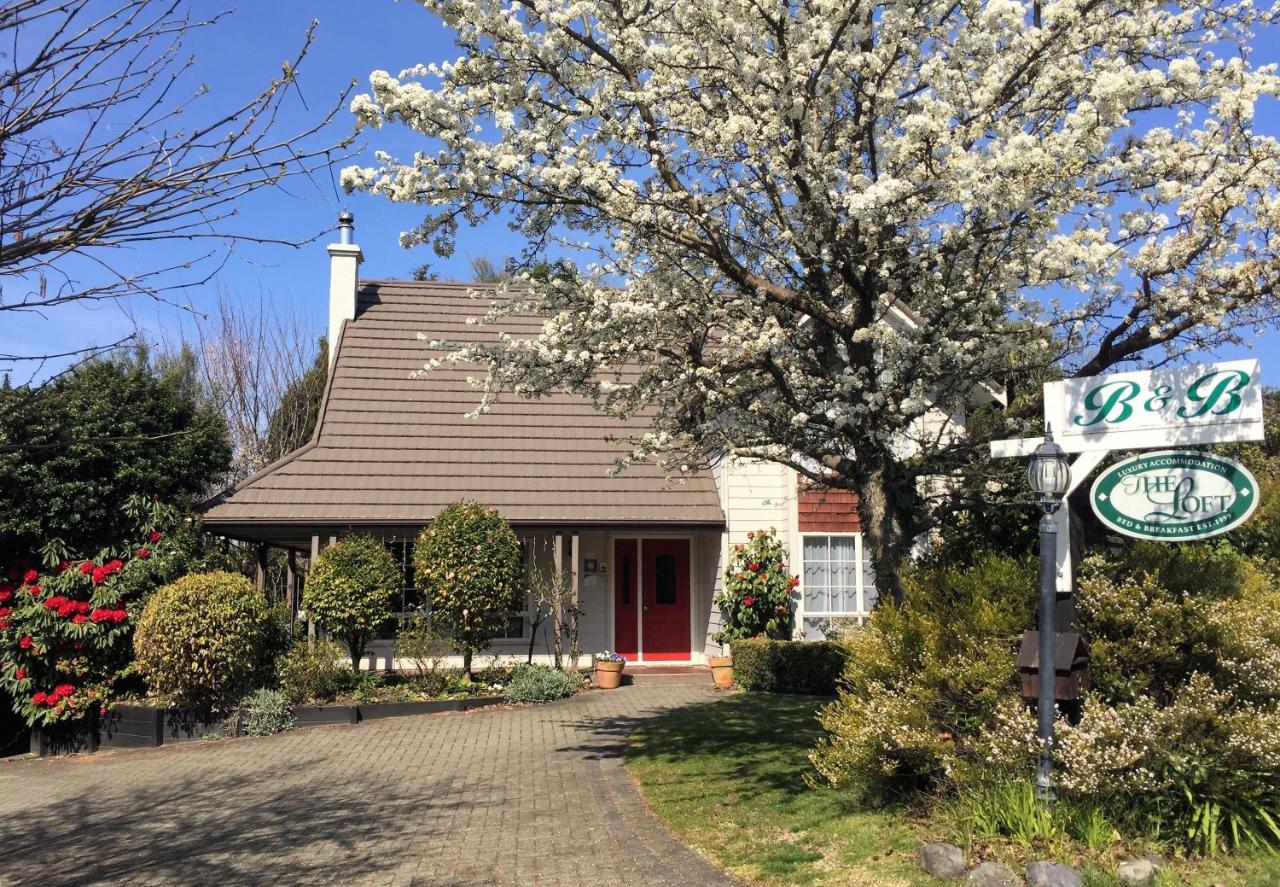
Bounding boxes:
[413,501,522,674]
[730,638,848,694]
[133,571,274,710]
[303,536,400,670]
[240,688,295,736]
[503,664,578,704]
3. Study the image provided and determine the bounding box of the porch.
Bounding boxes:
[210,523,727,669]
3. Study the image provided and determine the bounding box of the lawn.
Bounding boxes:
[624,693,1280,887]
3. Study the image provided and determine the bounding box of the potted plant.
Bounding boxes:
[710,528,799,689]
[594,651,626,689]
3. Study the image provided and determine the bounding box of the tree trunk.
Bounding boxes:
[858,467,908,606]
[462,649,473,677]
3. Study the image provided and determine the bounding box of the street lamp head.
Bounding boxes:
[1028,428,1071,512]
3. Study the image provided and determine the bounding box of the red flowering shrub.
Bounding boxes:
[712,528,798,644]
[0,499,185,728]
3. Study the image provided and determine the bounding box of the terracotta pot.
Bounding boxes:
[708,655,734,690]
[595,660,624,689]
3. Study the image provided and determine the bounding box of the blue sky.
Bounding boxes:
[4,0,1278,384]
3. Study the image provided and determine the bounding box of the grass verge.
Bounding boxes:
[624,693,1280,887]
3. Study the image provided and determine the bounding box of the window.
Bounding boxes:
[801,534,876,640]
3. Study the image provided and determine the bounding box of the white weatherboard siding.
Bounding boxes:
[721,457,795,547]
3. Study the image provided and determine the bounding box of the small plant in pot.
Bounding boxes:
[711,528,798,688]
[594,651,626,689]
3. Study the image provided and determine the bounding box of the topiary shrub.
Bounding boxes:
[502,664,578,704]
[303,536,399,670]
[240,688,295,736]
[413,501,522,675]
[731,638,848,694]
[276,639,348,705]
[713,528,798,644]
[133,571,274,711]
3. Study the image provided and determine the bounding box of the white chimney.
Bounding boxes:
[327,209,362,370]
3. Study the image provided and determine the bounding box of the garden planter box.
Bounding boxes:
[99,704,164,750]
[160,708,233,744]
[292,704,358,727]
[356,697,502,721]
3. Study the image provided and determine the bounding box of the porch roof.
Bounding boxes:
[202,280,725,542]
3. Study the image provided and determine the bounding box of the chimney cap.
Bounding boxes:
[338,209,354,225]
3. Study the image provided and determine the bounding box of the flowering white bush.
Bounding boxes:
[346,0,1280,598]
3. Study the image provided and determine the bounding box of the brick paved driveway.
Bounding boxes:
[0,676,737,886]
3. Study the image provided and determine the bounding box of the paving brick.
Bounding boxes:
[0,678,737,886]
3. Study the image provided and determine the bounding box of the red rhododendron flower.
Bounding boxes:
[0,589,10,603]
[0,620,8,630]
[106,559,123,573]
[72,614,87,624]
[135,548,150,559]
[22,569,37,584]
[54,684,74,698]
[32,692,47,705]
[91,567,108,585]
[57,560,70,573]
[743,595,756,607]
[15,668,26,680]
[27,584,40,596]
[91,608,110,624]
[747,531,755,540]
[789,577,800,588]
[0,607,8,619]
[748,562,761,572]
[149,531,162,543]
[79,562,94,576]
[18,635,32,649]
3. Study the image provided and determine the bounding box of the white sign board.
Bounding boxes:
[991,359,1265,458]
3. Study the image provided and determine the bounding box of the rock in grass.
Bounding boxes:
[1117,859,1158,885]
[919,842,966,879]
[1026,861,1082,887]
[968,860,1022,887]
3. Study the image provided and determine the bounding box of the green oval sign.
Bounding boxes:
[1090,450,1259,541]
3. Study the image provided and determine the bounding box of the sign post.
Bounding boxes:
[990,359,1265,805]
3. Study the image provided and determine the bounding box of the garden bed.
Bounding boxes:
[35,694,509,756]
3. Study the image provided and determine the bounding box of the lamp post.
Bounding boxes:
[1027,428,1070,802]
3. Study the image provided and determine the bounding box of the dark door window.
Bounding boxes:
[654,554,677,605]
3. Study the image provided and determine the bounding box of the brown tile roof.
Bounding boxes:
[202,280,724,529]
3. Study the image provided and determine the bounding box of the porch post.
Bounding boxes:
[254,544,268,596]
[570,531,580,671]
[285,549,298,635]
[308,534,321,641]
[553,531,565,668]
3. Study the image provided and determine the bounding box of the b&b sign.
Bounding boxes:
[1055,359,1264,453]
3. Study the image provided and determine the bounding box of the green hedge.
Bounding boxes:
[730,638,849,695]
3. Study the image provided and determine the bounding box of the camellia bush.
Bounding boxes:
[133,571,277,711]
[413,501,522,675]
[713,528,798,644]
[0,497,186,728]
[303,536,400,671]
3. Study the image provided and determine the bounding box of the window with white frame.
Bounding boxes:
[800,534,876,640]
[500,536,540,640]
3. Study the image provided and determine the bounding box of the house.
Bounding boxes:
[202,215,970,667]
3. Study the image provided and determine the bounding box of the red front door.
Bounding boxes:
[614,538,692,661]
[639,538,691,661]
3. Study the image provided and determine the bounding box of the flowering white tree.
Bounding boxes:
[345,0,1280,600]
